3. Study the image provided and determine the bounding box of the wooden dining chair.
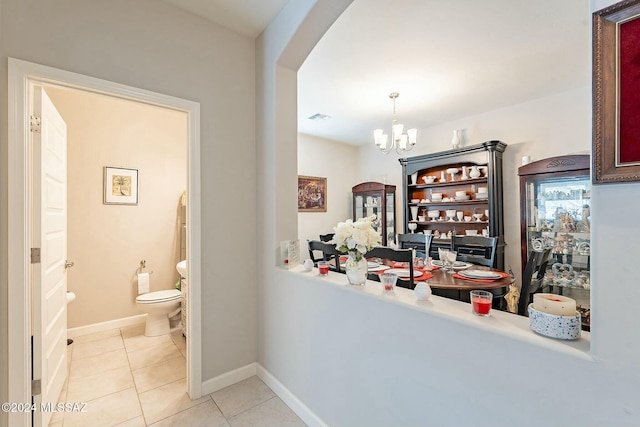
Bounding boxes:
[517,248,552,316]
[364,246,415,289]
[307,240,342,272]
[451,236,498,267]
[397,233,433,259]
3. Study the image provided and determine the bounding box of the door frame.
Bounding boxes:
[7,58,202,426]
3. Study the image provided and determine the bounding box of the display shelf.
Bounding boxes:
[400,141,506,269]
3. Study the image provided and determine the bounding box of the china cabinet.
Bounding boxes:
[518,154,591,328]
[352,182,396,246]
[399,141,506,269]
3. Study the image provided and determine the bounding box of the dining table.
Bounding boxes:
[364,258,515,308]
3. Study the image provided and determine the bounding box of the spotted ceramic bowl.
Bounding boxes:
[528,304,581,340]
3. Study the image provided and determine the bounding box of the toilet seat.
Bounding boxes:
[136,289,181,304]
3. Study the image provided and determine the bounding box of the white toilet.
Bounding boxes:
[136,289,181,337]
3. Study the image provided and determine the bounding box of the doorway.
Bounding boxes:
[7,58,203,426]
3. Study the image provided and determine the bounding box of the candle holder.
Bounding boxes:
[528,304,581,340]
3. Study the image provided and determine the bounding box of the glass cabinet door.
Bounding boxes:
[352,182,396,246]
[386,192,395,244]
[519,155,591,329]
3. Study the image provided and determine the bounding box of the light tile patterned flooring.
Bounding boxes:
[49,324,307,427]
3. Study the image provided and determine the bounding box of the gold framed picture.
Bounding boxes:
[298,175,327,212]
[593,0,640,183]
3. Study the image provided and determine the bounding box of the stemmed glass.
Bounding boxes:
[445,250,458,274]
[438,248,450,270]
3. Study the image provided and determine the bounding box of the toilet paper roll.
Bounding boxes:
[137,272,150,294]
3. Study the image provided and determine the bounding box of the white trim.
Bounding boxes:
[67,314,147,338]
[200,363,257,396]
[7,58,203,427]
[256,364,328,427]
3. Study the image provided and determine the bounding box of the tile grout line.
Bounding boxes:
[120,327,149,427]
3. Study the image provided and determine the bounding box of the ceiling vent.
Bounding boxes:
[308,113,331,121]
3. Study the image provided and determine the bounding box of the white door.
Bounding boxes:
[32,86,68,427]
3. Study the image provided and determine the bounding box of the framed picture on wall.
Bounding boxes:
[298,175,327,212]
[593,0,640,183]
[104,166,138,205]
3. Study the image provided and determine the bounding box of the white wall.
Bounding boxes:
[257,1,640,426]
[0,0,257,406]
[298,134,359,249]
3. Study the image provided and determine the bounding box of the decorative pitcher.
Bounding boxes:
[469,165,481,179]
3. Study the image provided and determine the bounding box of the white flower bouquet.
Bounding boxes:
[332,215,381,261]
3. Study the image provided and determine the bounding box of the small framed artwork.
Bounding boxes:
[104,166,138,205]
[593,0,640,183]
[298,175,327,212]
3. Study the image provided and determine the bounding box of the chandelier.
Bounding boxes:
[373,92,417,154]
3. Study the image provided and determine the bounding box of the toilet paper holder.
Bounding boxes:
[138,259,154,275]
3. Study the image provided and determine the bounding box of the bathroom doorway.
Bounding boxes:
[7,58,203,426]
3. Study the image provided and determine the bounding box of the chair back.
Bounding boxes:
[307,240,342,273]
[319,233,335,242]
[517,248,552,315]
[364,247,415,289]
[397,233,433,259]
[452,236,498,267]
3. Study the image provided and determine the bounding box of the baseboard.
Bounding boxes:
[200,363,257,396]
[67,314,147,338]
[256,364,328,427]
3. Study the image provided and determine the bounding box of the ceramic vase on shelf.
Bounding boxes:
[345,251,368,286]
[461,166,468,180]
[410,172,418,185]
[451,130,461,149]
[410,206,419,221]
[469,165,481,179]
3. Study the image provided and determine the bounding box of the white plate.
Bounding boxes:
[385,268,422,278]
[431,260,471,269]
[367,261,381,268]
[452,262,473,270]
[368,265,390,272]
[458,270,502,279]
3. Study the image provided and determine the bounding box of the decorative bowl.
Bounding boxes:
[528,304,581,340]
[423,176,436,184]
[465,230,478,236]
[446,168,459,174]
[411,198,420,203]
[431,192,443,200]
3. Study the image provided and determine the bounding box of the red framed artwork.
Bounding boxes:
[593,0,640,183]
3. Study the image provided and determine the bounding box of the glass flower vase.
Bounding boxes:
[345,251,368,286]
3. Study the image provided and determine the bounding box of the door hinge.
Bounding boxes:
[31,379,41,396]
[30,115,41,133]
[30,248,41,264]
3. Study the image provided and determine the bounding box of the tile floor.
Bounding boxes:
[49,324,307,427]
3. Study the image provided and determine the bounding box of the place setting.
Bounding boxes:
[431,260,473,270]
[453,269,509,283]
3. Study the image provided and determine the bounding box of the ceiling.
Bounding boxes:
[164,0,590,146]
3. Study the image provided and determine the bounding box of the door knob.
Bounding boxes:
[65,261,75,269]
